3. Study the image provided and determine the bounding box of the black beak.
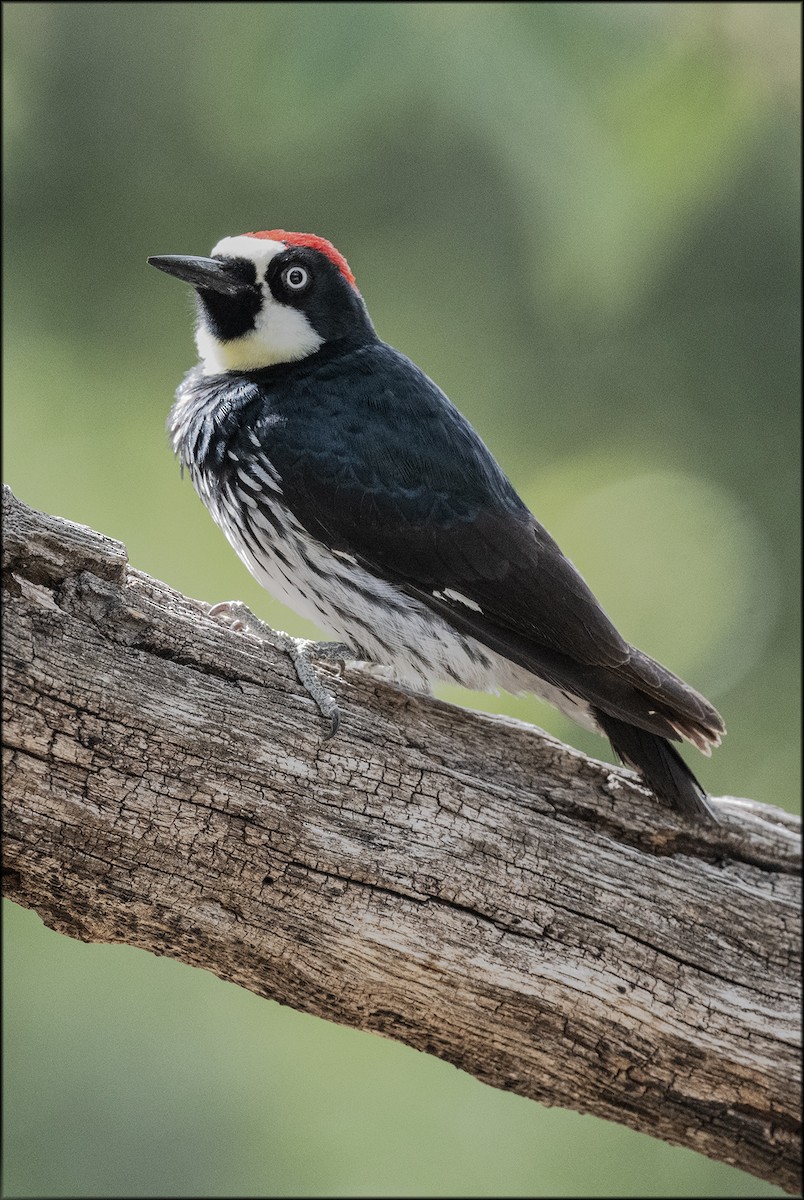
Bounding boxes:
[147,254,250,297]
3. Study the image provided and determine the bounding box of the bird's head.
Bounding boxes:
[149,230,373,375]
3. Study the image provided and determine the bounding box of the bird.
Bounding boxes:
[148,229,726,824]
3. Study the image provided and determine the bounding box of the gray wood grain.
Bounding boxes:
[2,486,800,1193]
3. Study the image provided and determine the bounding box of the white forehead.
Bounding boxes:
[210,234,285,276]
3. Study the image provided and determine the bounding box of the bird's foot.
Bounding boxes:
[208,601,354,738]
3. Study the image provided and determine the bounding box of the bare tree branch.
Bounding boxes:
[2,485,800,1193]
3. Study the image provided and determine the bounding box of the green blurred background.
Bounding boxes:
[3,3,800,1197]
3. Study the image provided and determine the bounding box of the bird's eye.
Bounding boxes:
[282,265,310,291]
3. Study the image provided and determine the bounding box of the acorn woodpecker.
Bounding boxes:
[148,230,725,823]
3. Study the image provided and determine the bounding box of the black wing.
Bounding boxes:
[252,343,723,745]
[258,344,629,666]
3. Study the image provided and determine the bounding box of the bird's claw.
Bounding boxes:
[208,601,351,739]
[208,600,260,635]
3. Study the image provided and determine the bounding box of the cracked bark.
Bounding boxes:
[2,485,801,1193]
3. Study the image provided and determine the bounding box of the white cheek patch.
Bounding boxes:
[197,234,324,375]
[196,305,323,375]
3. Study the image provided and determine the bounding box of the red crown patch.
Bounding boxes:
[247,229,358,291]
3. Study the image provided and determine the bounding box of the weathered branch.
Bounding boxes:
[2,485,801,1192]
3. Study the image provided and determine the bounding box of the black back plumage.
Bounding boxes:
[233,343,627,660]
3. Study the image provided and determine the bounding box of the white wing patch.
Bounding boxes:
[436,588,483,613]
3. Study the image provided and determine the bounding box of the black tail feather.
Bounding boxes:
[595,711,720,825]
